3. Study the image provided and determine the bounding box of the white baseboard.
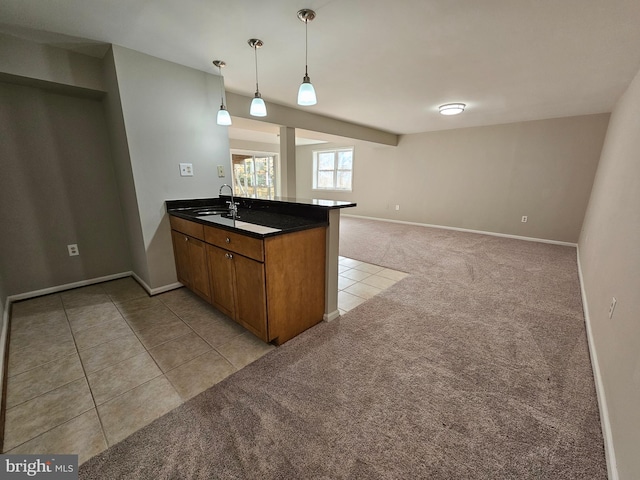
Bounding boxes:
[7,271,132,303]
[131,272,182,296]
[576,247,617,480]
[5,272,183,304]
[323,309,340,322]
[0,297,10,425]
[343,214,578,247]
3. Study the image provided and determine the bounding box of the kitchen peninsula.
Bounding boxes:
[166,196,356,345]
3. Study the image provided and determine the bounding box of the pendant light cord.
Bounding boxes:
[305,20,309,76]
[254,46,260,94]
[218,65,224,106]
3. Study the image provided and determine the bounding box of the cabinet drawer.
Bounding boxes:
[170,216,204,240]
[204,225,264,262]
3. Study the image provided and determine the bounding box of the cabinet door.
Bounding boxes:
[207,245,235,318]
[187,237,211,302]
[171,230,191,287]
[233,253,268,341]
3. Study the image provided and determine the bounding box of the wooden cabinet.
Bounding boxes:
[207,244,267,340]
[262,228,327,344]
[206,245,235,318]
[170,214,326,345]
[171,229,191,286]
[170,217,212,303]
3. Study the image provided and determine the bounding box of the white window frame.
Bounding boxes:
[312,147,354,192]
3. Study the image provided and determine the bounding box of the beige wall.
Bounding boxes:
[578,67,640,479]
[110,46,231,289]
[0,82,131,296]
[297,114,609,243]
[0,33,104,93]
[0,272,5,312]
[102,48,150,284]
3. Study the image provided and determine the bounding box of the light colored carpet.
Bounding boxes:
[80,216,606,479]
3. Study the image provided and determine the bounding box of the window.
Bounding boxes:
[231,153,277,199]
[312,148,353,191]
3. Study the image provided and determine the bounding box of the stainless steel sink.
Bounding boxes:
[192,208,231,216]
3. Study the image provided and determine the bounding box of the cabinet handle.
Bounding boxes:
[225,253,234,259]
[225,237,231,243]
[184,236,188,242]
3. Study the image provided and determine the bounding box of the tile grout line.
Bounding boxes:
[107,295,184,410]
[92,371,165,410]
[5,350,78,381]
[156,291,248,400]
[3,290,101,454]
[4,402,97,454]
[4,370,85,411]
[337,257,409,312]
[63,287,110,453]
[5,325,73,362]
[159,297,242,372]
[159,296,245,364]
[160,349,236,402]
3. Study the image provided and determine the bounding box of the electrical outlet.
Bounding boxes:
[608,297,617,319]
[217,165,225,177]
[179,163,193,176]
[395,205,400,211]
[67,244,79,256]
[521,216,528,223]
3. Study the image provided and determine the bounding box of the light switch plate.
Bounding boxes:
[217,165,225,177]
[179,163,193,176]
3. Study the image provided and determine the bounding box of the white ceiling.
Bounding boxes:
[2,0,640,135]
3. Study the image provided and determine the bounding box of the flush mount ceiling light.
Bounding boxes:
[213,60,232,126]
[439,103,466,115]
[297,9,317,106]
[248,39,267,117]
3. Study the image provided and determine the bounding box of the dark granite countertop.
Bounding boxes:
[166,196,356,238]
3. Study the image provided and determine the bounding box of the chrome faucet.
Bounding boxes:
[219,184,238,216]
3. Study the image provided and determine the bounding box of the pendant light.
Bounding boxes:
[212,60,232,126]
[248,39,267,117]
[297,9,317,106]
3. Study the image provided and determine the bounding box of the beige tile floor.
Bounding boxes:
[2,257,407,464]
[337,256,408,315]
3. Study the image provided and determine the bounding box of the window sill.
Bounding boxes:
[312,188,352,193]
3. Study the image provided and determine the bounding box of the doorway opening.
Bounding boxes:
[231,152,277,199]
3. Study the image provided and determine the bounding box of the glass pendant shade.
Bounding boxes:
[217,106,232,126]
[250,94,267,117]
[298,75,317,106]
